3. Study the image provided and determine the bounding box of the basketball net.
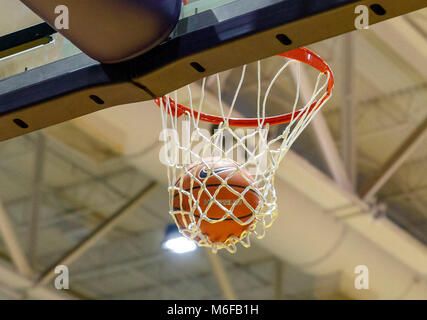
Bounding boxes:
[156,48,333,253]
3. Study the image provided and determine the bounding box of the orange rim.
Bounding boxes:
[155,47,334,127]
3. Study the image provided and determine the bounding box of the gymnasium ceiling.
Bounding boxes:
[0,1,426,299]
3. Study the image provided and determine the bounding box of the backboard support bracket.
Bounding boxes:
[0,0,425,141]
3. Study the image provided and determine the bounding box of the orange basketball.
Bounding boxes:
[173,157,259,244]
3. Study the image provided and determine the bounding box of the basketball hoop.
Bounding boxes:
[156,47,334,253]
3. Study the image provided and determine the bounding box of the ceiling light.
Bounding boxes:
[162,224,197,254]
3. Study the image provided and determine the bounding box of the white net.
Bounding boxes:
[158,51,332,253]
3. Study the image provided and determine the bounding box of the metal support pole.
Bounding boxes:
[29,133,46,266]
[0,202,32,277]
[290,62,353,192]
[360,116,427,201]
[205,249,237,300]
[341,33,357,190]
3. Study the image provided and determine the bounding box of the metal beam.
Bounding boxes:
[0,260,72,299]
[274,259,283,300]
[28,133,46,266]
[0,202,32,278]
[289,63,353,192]
[205,249,237,300]
[0,23,55,53]
[34,181,157,286]
[103,257,274,299]
[314,115,354,192]
[341,33,357,190]
[383,184,427,201]
[371,16,427,79]
[360,116,427,201]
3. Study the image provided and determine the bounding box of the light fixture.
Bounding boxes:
[162,224,197,254]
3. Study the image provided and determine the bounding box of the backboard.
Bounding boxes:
[0,0,425,141]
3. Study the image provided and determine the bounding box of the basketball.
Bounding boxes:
[173,158,259,244]
[5,0,424,301]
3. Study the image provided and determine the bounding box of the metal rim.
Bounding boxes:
[155,47,334,127]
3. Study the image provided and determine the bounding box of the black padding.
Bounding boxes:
[20,0,182,63]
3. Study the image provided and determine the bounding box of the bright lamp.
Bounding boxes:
[162,224,197,254]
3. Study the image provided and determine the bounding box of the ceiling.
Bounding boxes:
[0,1,426,300]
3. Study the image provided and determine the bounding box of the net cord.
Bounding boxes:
[159,57,331,253]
